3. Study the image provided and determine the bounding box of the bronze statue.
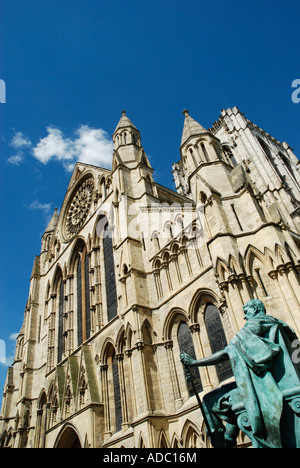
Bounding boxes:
[180,299,300,448]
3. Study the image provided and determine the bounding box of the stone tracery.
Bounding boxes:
[65,176,94,240]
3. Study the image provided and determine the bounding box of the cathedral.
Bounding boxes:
[1,106,300,448]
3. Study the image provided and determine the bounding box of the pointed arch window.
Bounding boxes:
[76,244,91,346]
[176,216,184,233]
[200,143,209,162]
[112,355,122,432]
[104,345,123,434]
[151,232,160,251]
[177,322,202,395]
[279,151,299,188]
[85,253,91,337]
[165,223,173,240]
[101,178,107,199]
[257,137,283,181]
[204,303,232,382]
[145,175,154,196]
[189,148,198,168]
[77,257,83,345]
[50,268,64,366]
[36,392,48,448]
[223,146,237,167]
[97,216,118,322]
[57,278,64,363]
[104,225,118,321]
[255,268,268,297]
[159,433,168,448]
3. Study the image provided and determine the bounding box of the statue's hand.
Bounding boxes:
[180,352,196,366]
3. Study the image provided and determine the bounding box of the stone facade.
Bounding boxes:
[1,107,300,448]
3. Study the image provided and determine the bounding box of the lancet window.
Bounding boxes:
[177,321,203,395]
[101,217,118,322]
[204,303,232,382]
[75,242,91,346]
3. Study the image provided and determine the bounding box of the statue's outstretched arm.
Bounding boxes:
[180,349,229,367]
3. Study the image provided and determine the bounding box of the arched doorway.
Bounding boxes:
[55,425,82,448]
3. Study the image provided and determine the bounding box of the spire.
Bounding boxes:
[30,255,41,279]
[113,110,138,134]
[181,109,209,147]
[44,208,59,234]
[41,208,59,255]
[113,111,141,150]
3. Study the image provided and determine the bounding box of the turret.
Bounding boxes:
[180,109,224,173]
[41,208,59,255]
[112,111,155,199]
[112,110,142,158]
[178,110,233,199]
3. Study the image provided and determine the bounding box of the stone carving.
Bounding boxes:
[181,299,300,448]
[64,176,94,240]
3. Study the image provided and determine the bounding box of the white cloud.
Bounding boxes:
[75,125,113,167]
[33,125,114,171]
[7,154,24,165]
[29,200,52,213]
[9,333,18,341]
[33,127,74,165]
[7,131,32,166]
[0,355,15,368]
[10,131,32,149]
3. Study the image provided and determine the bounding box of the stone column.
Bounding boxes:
[219,281,240,333]
[164,341,182,410]
[125,348,138,419]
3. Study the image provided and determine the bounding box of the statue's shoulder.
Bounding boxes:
[263,315,296,333]
[243,315,279,337]
[250,315,297,343]
[244,318,264,335]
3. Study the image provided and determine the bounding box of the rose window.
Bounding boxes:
[64,176,94,240]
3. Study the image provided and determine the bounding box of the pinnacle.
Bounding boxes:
[44,208,59,234]
[113,110,138,135]
[181,110,208,146]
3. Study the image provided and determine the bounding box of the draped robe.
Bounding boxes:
[218,315,300,448]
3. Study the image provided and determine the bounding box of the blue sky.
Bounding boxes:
[0,0,299,401]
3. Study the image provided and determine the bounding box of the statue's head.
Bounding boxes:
[243,299,266,320]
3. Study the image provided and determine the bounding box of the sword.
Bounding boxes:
[182,359,216,448]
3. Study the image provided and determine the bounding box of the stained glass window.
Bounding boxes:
[57,280,64,363]
[85,254,91,339]
[103,223,118,321]
[77,257,83,345]
[112,356,122,432]
[177,322,203,395]
[204,303,232,382]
